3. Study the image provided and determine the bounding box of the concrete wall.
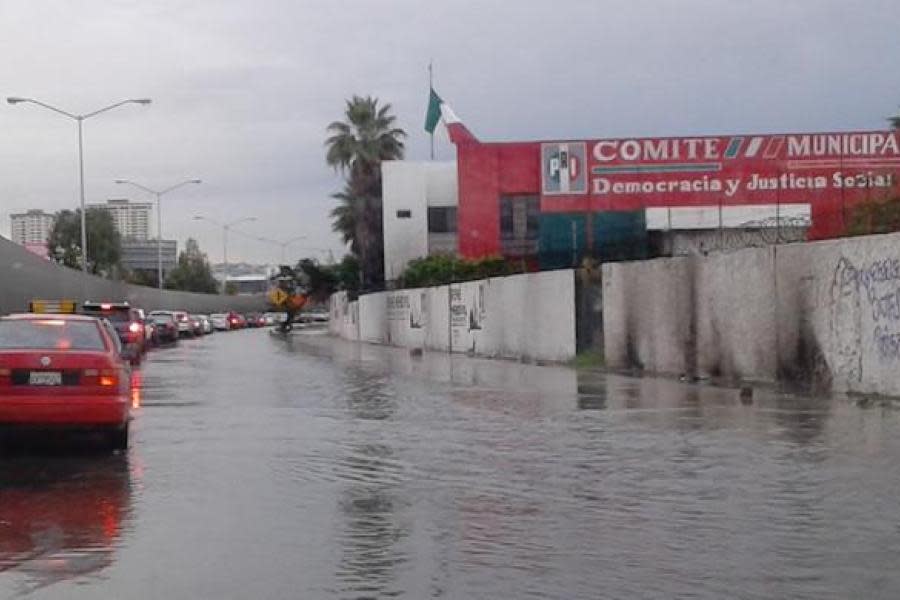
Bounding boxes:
[381,160,458,281]
[603,231,900,397]
[328,291,360,340]
[329,269,576,362]
[0,236,266,315]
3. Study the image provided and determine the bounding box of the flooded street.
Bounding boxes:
[1,328,899,599]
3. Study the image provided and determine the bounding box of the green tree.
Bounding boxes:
[165,238,219,293]
[329,185,360,256]
[295,254,360,302]
[890,110,900,130]
[48,208,121,275]
[325,95,406,289]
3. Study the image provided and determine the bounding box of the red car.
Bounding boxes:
[0,313,131,449]
[226,311,246,330]
[81,301,146,365]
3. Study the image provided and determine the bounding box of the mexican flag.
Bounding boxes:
[424,88,476,143]
[424,88,459,133]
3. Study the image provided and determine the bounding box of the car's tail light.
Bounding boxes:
[0,367,10,387]
[129,322,142,334]
[82,368,119,389]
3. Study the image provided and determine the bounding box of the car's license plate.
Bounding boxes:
[29,371,62,386]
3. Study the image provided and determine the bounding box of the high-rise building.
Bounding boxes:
[10,209,55,246]
[121,239,177,281]
[89,198,152,240]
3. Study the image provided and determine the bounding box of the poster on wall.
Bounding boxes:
[449,285,467,350]
[386,293,410,322]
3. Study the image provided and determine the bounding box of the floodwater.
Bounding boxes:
[1,328,899,599]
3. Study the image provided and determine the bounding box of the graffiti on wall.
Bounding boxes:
[830,256,900,380]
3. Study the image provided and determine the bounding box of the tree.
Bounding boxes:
[325,95,406,290]
[48,208,121,275]
[165,238,219,293]
[329,184,360,256]
[295,254,360,301]
[890,110,900,130]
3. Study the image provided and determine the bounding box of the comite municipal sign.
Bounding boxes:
[540,130,900,238]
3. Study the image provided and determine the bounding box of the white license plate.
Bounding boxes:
[29,371,62,386]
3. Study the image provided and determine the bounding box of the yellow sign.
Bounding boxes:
[268,288,289,307]
[29,299,77,314]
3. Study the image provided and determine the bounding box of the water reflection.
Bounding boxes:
[335,443,409,599]
[0,453,133,592]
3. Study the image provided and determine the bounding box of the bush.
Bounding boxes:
[846,196,900,236]
[398,254,523,289]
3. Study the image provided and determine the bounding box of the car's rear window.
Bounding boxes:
[82,308,131,322]
[0,319,107,351]
[152,316,173,324]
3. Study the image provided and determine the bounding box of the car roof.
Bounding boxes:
[3,313,102,322]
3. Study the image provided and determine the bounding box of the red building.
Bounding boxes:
[446,120,900,264]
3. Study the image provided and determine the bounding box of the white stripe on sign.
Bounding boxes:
[744,137,764,157]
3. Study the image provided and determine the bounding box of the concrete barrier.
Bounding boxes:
[0,236,267,315]
[603,231,900,397]
[329,270,577,362]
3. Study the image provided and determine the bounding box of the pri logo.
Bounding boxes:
[542,142,587,195]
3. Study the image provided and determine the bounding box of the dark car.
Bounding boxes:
[81,302,145,365]
[149,313,179,344]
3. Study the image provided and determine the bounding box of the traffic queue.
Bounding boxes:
[0,299,278,452]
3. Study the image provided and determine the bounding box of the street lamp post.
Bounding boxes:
[194,215,257,294]
[7,96,151,273]
[115,179,202,289]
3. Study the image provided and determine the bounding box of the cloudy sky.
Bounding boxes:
[0,0,898,265]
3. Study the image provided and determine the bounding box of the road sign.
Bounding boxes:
[268,287,288,307]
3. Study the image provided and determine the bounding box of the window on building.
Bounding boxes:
[499,196,539,240]
[427,206,457,233]
[396,209,412,219]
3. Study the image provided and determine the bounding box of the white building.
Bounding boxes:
[10,209,55,245]
[89,198,152,240]
[382,161,458,281]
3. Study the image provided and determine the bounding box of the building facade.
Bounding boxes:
[89,198,153,240]
[121,239,177,277]
[10,209,55,258]
[10,209,55,245]
[444,124,900,265]
[382,160,458,280]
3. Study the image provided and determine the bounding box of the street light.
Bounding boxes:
[115,179,202,289]
[258,235,307,264]
[7,96,151,273]
[193,215,257,294]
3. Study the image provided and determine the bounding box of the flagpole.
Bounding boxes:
[429,60,434,160]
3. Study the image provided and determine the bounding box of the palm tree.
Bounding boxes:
[330,185,360,256]
[326,95,406,288]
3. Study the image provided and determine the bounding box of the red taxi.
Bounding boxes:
[0,307,131,449]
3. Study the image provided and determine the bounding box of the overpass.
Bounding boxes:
[0,236,267,315]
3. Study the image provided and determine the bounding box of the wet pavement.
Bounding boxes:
[1,328,899,599]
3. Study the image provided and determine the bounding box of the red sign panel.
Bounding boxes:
[541,131,900,238]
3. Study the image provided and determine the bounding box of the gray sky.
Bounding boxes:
[1,0,898,265]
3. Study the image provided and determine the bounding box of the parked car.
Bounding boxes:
[80,302,146,365]
[226,311,246,329]
[245,313,265,328]
[149,313,178,344]
[143,317,159,347]
[210,313,230,331]
[188,315,204,337]
[0,312,132,450]
[194,314,213,335]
